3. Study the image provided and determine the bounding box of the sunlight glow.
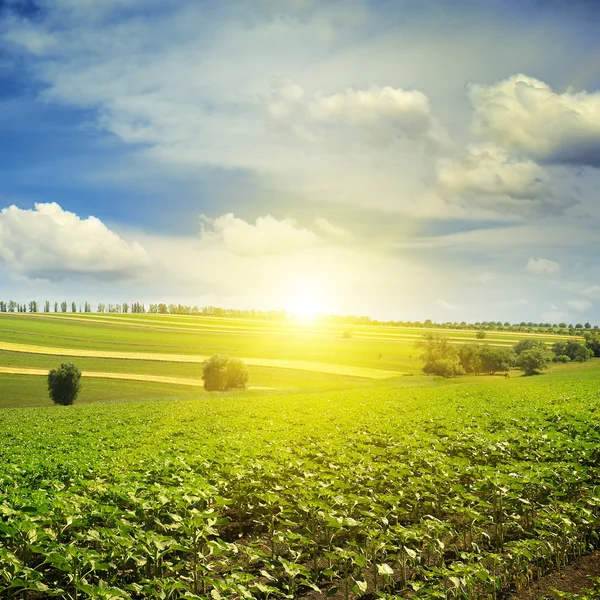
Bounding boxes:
[285,280,328,324]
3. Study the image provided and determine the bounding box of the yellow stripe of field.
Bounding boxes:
[0,366,273,389]
[0,342,401,379]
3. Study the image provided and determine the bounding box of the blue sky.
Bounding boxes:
[1,0,600,323]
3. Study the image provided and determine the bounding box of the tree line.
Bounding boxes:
[418,332,600,377]
[0,299,597,334]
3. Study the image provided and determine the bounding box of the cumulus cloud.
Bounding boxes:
[199,213,318,256]
[265,80,447,146]
[526,257,560,275]
[0,203,150,280]
[567,299,593,312]
[470,74,600,167]
[436,144,569,215]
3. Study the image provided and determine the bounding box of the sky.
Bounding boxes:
[1,0,600,323]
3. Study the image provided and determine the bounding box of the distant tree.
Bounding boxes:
[71,302,77,313]
[28,301,38,313]
[585,322,591,329]
[61,301,67,313]
[123,303,129,314]
[476,330,486,340]
[552,340,591,362]
[458,344,483,374]
[54,302,58,313]
[479,346,516,374]
[202,354,249,391]
[0,301,5,312]
[8,300,16,313]
[47,362,82,406]
[554,355,570,363]
[575,323,583,329]
[516,348,549,376]
[417,333,464,377]
[559,322,567,328]
[513,339,546,356]
[44,300,50,313]
[97,303,105,313]
[584,332,600,357]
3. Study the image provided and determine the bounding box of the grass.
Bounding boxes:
[0,373,209,408]
[0,313,575,369]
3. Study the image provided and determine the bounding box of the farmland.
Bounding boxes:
[0,313,599,598]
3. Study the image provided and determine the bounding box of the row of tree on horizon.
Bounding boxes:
[0,300,596,335]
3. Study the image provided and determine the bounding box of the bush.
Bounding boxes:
[418,333,464,377]
[516,348,549,375]
[476,330,486,340]
[479,346,516,374]
[458,344,483,374]
[552,340,591,362]
[513,339,546,355]
[47,362,82,405]
[584,332,600,357]
[422,357,465,377]
[554,354,571,363]
[202,354,249,391]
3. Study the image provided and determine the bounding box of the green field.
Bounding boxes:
[0,314,598,598]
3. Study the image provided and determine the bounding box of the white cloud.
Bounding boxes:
[470,74,600,167]
[526,257,560,275]
[541,309,568,323]
[0,203,150,280]
[200,213,318,256]
[437,298,459,311]
[314,217,353,240]
[2,21,58,55]
[582,285,600,299]
[437,144,568,215]
[567,299,593,312]
[265,80,448,147]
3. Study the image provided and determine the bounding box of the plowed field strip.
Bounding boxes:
[0,342,401,379]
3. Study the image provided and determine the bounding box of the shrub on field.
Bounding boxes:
[513,338,546,355]
[552,340,592,362]
[476,330,486,340]
[516,348,549,376]
[422,357,465,377]
[479,346,516,374]
[584,332,600,357]
[202,354,249,391]
[458,343,483,374]
[554,354,571,363]
[458,344,515,375]
[418,333,464,377]
[47,362,82,405]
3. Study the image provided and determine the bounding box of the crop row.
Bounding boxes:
[0,375,599,598]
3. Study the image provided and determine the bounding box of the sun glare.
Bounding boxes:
[285,279,328,324]
[288,290,322,322]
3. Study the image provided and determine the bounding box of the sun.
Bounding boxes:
[288,290,322,322]
[285,280,328,323]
